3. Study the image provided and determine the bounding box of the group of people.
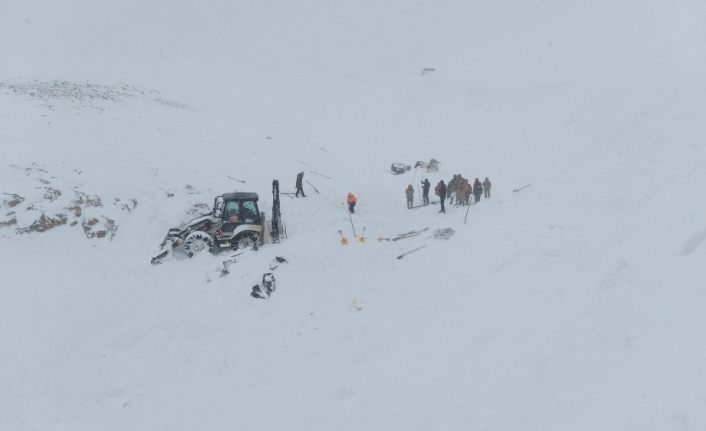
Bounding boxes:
[295,170,489,216]
[406,176,491,213]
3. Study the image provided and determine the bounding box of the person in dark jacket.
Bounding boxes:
[421,178,430,205]
[435,180,446,213]
[448,175,458,205]
[473,178,483,203]
[405,185,414,209]
[295,172,306,197]
[483,177,492,199]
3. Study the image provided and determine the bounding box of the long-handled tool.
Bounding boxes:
[227,176,246,183]
[396,245,426,260]
[513,183,531,192]
[305,179,320,194]
[347,205,357,238]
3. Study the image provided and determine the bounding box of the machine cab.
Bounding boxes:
[215,193,261,233]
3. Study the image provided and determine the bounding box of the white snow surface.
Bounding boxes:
[2,1,706,430]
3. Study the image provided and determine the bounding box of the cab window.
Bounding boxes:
[241,201,259,223]
[224,201,241,223]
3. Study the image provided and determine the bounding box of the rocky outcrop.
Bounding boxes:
[3,193,24,208]
[82,216,117,240]
[3,164,137,240]
[17,213,67,234]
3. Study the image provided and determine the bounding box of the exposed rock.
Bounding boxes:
[8,164,47,176]
[105,218,118,240]
[0,217,17,227]
[1,80,191,111]
[82,217,99,237]
[114,197,138,212]
[1,80,139,106]
[43,187,62,202]
[72,190,102,207]
[3,166,131,240]
[153,96,191,110]
[82,216,117,240]
[65,191,102,219]
[17,213,67,233]
[3,193,25,208]
[66,205,82,218]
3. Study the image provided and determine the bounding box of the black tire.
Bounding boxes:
[184,231,215,257]
[234,232,259,251]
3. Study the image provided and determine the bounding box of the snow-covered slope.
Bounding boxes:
[2,2,706,430]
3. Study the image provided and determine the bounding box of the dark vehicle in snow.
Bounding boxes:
[390,163,411,175]
[151,192,264,264]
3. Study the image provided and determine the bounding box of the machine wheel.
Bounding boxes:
[184,231,215,257]
[234,232,260,251]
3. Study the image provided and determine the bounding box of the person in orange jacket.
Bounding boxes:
[463,180,472,205]
[347,192,358,214]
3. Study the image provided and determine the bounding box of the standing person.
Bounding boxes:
[473,178,483,203]
[483,177,492,199]
[421,178,430,205]
[463,180,472,205]
[405,185,415,209]
[456,176,466,206]
[435,180,447,213]
[295,172,306,197]
[448,175,458,205]
[347,192,357,214]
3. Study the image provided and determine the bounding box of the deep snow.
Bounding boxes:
[2,1,706,430]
